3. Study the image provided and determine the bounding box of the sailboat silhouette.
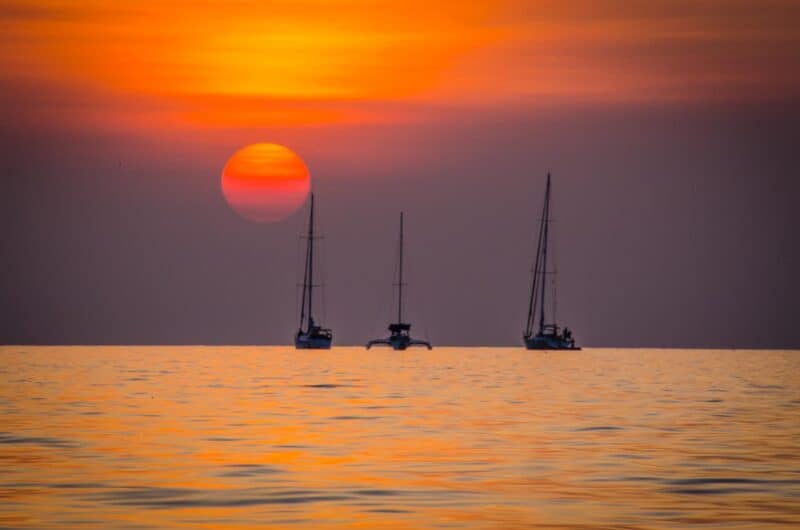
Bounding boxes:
[367,212,432,350]
[294,193,333,349]
[523,174,579,350]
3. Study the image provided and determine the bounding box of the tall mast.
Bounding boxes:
[525,190,546,336]
[538,173,551,334]
[298,197,311,330]
[398,212,404,323]
[307,193,315,330]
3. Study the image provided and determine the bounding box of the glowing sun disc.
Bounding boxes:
[221,143,311,223]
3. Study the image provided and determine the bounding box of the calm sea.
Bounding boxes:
[1,347,798,529]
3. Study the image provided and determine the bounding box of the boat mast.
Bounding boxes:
[307,193,315,331]
[525,187,547,337]
[397,212,404,323]
[298,198,310,331]
[298,194,316,332]
[538,173,551,334]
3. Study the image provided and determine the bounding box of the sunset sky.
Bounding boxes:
[1,1,798,346]
[4,0,799,130]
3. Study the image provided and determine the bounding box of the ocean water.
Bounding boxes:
[0,347,798,529]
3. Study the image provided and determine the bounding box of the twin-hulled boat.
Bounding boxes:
[366,212,432,351]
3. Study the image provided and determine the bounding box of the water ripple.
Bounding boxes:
[0,433,80,449]
[1,346,798,529]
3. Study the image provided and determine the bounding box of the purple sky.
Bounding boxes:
[2,101,798,347]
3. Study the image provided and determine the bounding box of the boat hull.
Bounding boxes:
[366,335,432,351]
[295,334,332,350]
[366,322,432,350]
[524,334,579,350]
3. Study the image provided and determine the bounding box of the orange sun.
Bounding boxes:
[221,143,311,223]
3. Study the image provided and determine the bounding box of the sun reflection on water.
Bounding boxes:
[0,347,798,529]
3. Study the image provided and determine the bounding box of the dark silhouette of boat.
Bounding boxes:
[295,193,332,349]
[366,212,432,350]
[523,174,580,350]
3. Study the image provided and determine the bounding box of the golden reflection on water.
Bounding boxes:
[0,347,798,529]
